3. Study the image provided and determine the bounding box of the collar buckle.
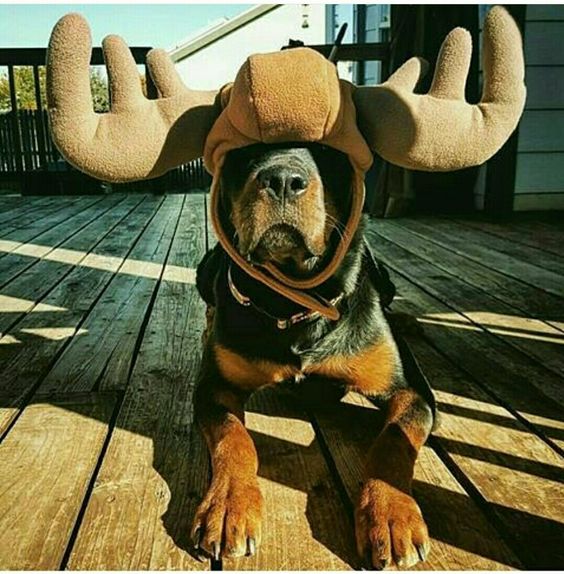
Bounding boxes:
[228,265,344,329]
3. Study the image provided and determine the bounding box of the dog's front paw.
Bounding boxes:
[191,475,264,560]
[355,479,430,570]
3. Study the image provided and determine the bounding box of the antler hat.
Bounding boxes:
[46,6,526,318]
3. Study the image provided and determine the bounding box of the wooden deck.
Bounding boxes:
[0,194,562,570]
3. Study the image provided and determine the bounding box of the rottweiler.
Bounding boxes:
[191,142,435,569]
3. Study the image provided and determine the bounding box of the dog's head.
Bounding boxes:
[220,142,353,278]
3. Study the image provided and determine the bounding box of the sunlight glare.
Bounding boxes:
[19,327,88,341]
[0,240,197,284]
[0,295,67,313]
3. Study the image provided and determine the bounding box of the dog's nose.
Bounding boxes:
[256,166,309,201]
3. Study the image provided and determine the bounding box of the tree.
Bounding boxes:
[89,67,109,112]
[0,66,110,112]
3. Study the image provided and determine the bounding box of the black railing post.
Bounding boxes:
[33,65,48,170]
[7,65,24,176]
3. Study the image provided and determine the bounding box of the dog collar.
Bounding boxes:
[227,265,344,330]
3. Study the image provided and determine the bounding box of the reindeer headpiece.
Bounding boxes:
[47,7,525,318]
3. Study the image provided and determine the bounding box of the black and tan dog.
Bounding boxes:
[192,142,435,570]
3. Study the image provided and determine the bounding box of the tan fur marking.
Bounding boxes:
[309,338,396,394]
[214,343,298,389]
[214,338,396,394]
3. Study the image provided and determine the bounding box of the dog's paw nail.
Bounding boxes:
[371,557,390,571]
[416,542,430,562]
[191,526,202,549]
[246,537,256,556]
[212,541,221,561]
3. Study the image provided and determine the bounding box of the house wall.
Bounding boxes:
[173,4,327,91]
[514,5,564,210]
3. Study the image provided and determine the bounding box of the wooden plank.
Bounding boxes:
[378,218,564,342]
[368,224,564,403]
[231,387,358,570]
[0,195,144,337]
[0,394,117,570]
[406,217,564,277]
[363,245,564,451]
[0,197,84,238]
[369,220,564,323]
[0,196,24,208]
[515,152,564,193]
[0,196,101,258]
[37,195,184,395]
[451,216,564,260]
[0,195,57,226]
[386,218,564,299]
[67,195,209,570]
[0,196,163,432]
[373,237,564,380]
[0,195,110,286]
[309,392,521,570]
[406,335,564,569]
[518,110,564,152]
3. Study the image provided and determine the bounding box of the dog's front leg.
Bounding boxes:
[192,376,263,560]
[355,388,433,570]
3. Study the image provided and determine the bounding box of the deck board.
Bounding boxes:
[0,195,112,288]
[452,216,564,259]
[367,228,564,413]
[391,217,564,295]
[38,195,182,395]
[0,393,117,570]
[0,195,144,338]
[367,226,564,389]
[0,197,163,433]
[378,269,564,452]
[0,196,83,238]
[405,336,564,569]
[0,196,563,570]
[0,196,57,227]
[370,220,564,324]
[67,195,208,570]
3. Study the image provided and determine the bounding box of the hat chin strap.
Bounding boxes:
[209,166,366,321]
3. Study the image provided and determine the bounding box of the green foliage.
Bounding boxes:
[0,66,109,112]
[89,67,109,112]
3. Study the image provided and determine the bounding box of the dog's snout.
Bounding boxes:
[256,166,309,201]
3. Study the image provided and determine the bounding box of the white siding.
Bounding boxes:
[173,4,327,91]
[515,5,564,209]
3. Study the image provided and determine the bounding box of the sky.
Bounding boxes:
[0,4,254,50]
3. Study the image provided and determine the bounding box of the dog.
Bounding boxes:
[192,142,435,569]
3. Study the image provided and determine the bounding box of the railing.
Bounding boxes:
[299,42,391,80]
[0,47,210,194]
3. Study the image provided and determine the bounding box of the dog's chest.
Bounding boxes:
[213,337,396,395]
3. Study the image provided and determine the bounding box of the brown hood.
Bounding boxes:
[203,48,373,319]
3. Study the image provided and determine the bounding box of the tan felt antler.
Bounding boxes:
[354,6,526,171]
[46,13,218,182]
